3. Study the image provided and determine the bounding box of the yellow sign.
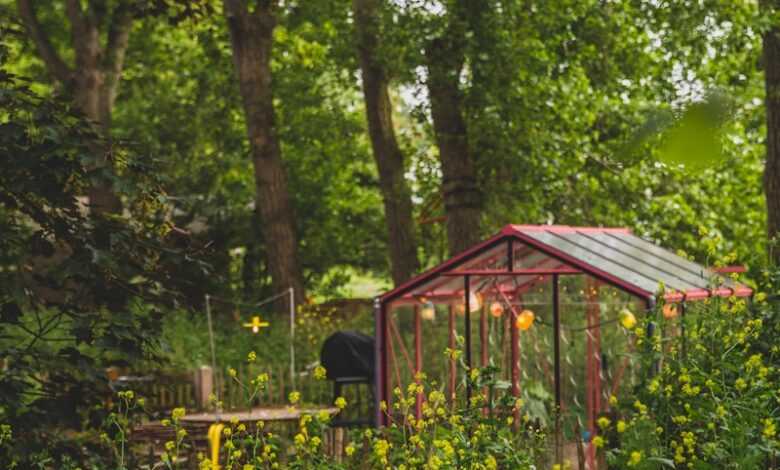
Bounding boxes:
[243,315,270,333]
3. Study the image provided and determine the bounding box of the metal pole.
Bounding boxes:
[507,238,514,271]
[464,275,472,402]
[511,295,520,425]
[373,298,383,427]
[205,294,221,420]
[414,304,422,419]
[552,274,561,464]
[290,287,295,389]
[680,302,687,359]
[448,304,456,403]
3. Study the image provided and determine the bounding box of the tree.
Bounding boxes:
[352,0,418,285]
[424,1,482,256]
[0,61,202,466]
[16,0,135,215]
[763,0,780,265]
[223,0,305,304]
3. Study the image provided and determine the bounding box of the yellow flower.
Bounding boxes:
[313,365,327,380]
[619,308,637,329]
[165,441,175,451]
[317,410,331,422]
[597,416,611,429]
[592,435,605,448]
[228,368,237,378]
[628,450,642,466]
[373,439,390,462]
[609,395,618,406]
[616,420,627,433]
[247,351,257,362]
[735,378,747,391]
[335,396,347,410]
[764,419,776,438]
[345,444,355,456]
[294,433,306,446]
[172,407,186,421]
[288,391,301,404]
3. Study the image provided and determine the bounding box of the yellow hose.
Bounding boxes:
[207,423,224,470]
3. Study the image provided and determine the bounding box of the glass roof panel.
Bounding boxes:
[522,230,660,294]
[552,232,704,291]
[598,232,736,288]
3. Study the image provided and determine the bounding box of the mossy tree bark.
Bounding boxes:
[224,0,306,304]
[763,0,780,265]
[425,4,482,257]
[17,0,130,216]
[353,0,419,285]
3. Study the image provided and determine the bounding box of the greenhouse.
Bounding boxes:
[374,224,752,463]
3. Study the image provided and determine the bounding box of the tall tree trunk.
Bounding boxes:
[426,33,482,256]
[17,0,129,216]
[352,0,419,285]
[764,0,780,265]
[223,0,306,304]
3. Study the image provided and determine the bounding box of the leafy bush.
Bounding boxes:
[603,275,780,468]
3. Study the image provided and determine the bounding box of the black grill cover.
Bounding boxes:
[320,331,374,380]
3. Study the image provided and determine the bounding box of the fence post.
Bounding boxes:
[195,365,214,410]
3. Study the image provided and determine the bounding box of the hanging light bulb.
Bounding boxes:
[421,301,436,321]
[662,303,678,319]
[515,309,535,331]
[489,301,504,318]
[619,308,637,329]
[469,292,482,312]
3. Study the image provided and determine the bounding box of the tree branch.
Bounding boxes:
[16,0,72,84]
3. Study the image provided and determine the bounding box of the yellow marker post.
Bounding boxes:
[207,423,224,469]
[242,316,270,333]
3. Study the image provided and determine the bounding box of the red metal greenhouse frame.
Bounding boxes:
[373,224,752,435]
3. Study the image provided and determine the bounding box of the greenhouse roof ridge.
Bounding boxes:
[378,224,752,304]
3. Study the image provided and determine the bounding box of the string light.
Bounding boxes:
[515,309,535,331]
[489,301,504,318]
[662,303,678,319]
[421,301,436,321]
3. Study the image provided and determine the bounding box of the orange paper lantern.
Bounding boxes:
[662,303,678,319]
[515,309,535,331]
[489,301,504,318]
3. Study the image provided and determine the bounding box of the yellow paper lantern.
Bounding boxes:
[619,308,637,329]
[489,301,504,318]
[515,309,535,331]
[662,303,678,319]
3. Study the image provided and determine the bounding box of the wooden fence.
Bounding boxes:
[128,365,333,414]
